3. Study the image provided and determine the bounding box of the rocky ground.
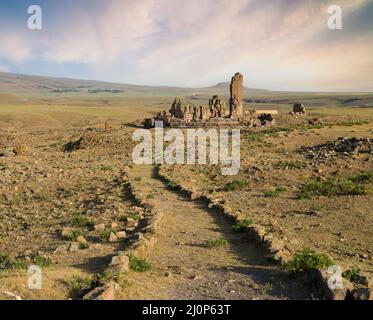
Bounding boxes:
[0,109,372,300]
[161,115,373,279]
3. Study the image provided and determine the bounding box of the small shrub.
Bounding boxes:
[12,259,28,270]
[0,254,11,269]
[72,213,95,228]
[285,248,334,273]
[70,229,85,241]
[224,180,245,191]
[348,171,373,184]
[264,186,287,198]
[232,219,253,233]
[146,193,155,199]
[127,211,140,221]
[129,256,151,272]
[273,161,306,170]
[167,181,178,190]
[79,242,89,250]
[342,267,364,285]
[101,166,113,171]
[69,275,93,294]
[206,238,229,248]
[297,179,367,199]
[101,229,113,241]
[33,255,52,268]
[134,177,142,182]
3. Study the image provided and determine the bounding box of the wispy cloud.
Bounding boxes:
[0,0,372,91]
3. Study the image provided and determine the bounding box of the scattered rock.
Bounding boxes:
[94,223,106,231]
[82,281,119,300]
[109,254,129,272]
[76,236,87,244]
[348,288,372,300]
[108,232,117,243]
[116,231,127,239]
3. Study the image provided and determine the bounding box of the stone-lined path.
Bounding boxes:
[120,165,310,300]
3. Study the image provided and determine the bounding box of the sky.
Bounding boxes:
[0,0,372,92]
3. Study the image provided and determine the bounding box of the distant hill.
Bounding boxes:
[1,72,372,108]
[0,72,267,98]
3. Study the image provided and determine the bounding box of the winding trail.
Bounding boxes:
[120,165,310,300]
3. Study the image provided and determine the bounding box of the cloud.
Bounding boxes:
[0,0,372,90]
[0,33,31,63]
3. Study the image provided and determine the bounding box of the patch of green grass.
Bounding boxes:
[71,213,95,229]
[101,165,113,171]
[297,178,367,199]
[264,186,287,198]
[69,275,93,293]
[33,255,52,268]
[79,242,89,250]
[69,229,85,241]
[0,254,11,269]
[232,219,253,233]
[273,161,306,170]
[127,211,140,221]
[167,181,179,190]
[12,259,28,270]
[101,229,113,241]
[134,176,142,182]
[285,248,334,273]
[129,255,151,272]
[146,193,155,199]
[99,270,129,285]
[224,180,245,191]
[206,238,229,248]
[342,267,365,285]
[348,171,373,184]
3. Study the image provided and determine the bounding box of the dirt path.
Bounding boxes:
[121,165,311,300]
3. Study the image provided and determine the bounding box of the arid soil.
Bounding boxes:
[0,106,372,299]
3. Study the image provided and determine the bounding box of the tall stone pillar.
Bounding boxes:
[230,72,244,117]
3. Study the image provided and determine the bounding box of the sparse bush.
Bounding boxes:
[274,161,306,170]
[69,275,93,294]
[348,171,373,184]
[101,229,113,241]
[342,267,365,285]
[134,176,142,182]
[33,255,52,268]
[79,242,89,250]
[232,219,253,233]
[297,178,367,199]
[285,248,334,273]
[224,180,245,191]
[127,211,140,221]
[167,181,178,190]
[101,166,113,171]
[264,186,287,198]
[129,255,151,272]
[12,259,28,270]
[206,238,229,248]
[0,254,11,269]
[72,213,95,229]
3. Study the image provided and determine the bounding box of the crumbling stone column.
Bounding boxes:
[230,73,244,117]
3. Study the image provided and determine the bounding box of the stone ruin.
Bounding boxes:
[144,72,275,128]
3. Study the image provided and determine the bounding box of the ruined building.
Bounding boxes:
[144,72,274,128]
